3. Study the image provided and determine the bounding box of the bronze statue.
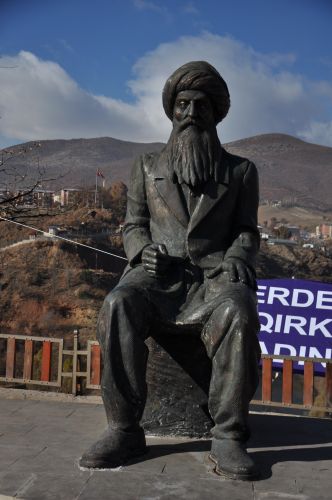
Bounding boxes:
[80,61,261,480]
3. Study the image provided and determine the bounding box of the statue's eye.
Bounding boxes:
[197,100,208,111]
[177,100,188,110]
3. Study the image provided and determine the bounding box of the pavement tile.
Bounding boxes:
[0,443,46,470]
[0,422,36,437]
[0,400,36,416]
[253,492,307,500]
[0,470,38,498]
[78,469,252,500]
[13,471,91,500]
[9,449,80,475]
[151,449,208,476]
[295,467,332,500]
[120,451,168,475]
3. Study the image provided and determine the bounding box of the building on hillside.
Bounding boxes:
[1,189,54,208]
[59,188,95,207]
[316,223,332,238]
[272,223,301,241]
[33,189,55,208]
[300,229,311,240]
[44,226,68,237]
[257,225,271,241]
[267,238,298,247]
[286,225,300,240]
[0,189,10,202]
[60,188,81,206]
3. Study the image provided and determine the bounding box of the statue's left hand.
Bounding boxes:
[141,243,172,278]
[206,258,257,290]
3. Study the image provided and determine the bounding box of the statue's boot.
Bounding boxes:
[79,426,147,469]
[209,438,259,480]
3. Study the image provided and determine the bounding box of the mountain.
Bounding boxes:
[1,137,164,189]
[2,133,332,210]
[225,133,332,211]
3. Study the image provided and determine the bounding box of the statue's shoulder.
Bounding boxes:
[138,151,161,174]
[222,147,257,177]
[222,147,253,167]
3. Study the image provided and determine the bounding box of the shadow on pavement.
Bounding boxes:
[252,445,332,480]
[127,413,332,480]
[249,413,331,447]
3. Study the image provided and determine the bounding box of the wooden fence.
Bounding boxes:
[0,332,331,415]
[0,332,101,394]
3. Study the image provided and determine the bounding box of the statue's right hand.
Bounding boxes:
[141,244,170,278]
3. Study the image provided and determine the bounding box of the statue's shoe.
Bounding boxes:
[79,427,147,469]
[209,438,259,481]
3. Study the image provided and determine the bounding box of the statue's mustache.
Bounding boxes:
[175,117,202,132]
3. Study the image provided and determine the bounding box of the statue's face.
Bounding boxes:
[173,90,215,131]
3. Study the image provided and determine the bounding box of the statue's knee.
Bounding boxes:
[97,287,148,347]
[97,289,131,345]
[103,288,133,310]
[216,298,259,333]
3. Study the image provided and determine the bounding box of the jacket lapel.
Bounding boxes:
[189,152,230,232]
[152,148,230,230]
[153,157,189,228]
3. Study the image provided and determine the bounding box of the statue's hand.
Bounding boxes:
[206,258,257,290]
[142,243,171,278]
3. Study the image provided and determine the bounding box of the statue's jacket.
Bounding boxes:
[123,147,259,271]
[119,147,260,326]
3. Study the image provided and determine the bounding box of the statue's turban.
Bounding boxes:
[162,61,230,124]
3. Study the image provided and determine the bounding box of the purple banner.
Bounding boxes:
[257,279,332,374]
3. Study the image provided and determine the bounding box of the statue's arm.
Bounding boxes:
[223,161,260,270]
[208,161,259,287]
[123,155,153,265]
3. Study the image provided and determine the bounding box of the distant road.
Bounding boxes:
[0,239,34,251]
[0,232,120,252]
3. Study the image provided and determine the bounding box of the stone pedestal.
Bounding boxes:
[142,332,213,437]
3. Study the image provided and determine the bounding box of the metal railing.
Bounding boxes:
[0,332,331,415]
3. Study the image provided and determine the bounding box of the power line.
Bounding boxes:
[0,216,128,261]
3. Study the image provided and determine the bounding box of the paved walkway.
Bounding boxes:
[0,392,331,499]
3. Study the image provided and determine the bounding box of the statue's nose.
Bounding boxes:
[188,100,197,117]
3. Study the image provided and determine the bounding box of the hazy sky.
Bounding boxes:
[1,0,332,148]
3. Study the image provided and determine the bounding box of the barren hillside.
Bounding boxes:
[2,133,332,210]
[1,232,331,338]
[226,133,332,210]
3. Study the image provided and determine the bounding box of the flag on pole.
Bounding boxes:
[96,169,105,178]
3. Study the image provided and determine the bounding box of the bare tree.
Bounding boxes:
[0,143,62,221]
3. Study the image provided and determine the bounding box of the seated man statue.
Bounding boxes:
[80,61,261,480]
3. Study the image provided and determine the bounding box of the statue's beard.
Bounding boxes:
[164,122,222,189]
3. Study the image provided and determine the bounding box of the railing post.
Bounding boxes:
[282,360,293,405]
[262,358,272,402]
[41,340,52,382]
[72,329,78,395]
[326,362,332,409]
[303,361,314,406]
[23,339,33,381]
[6,337,16,378]
[91,344,101,386]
